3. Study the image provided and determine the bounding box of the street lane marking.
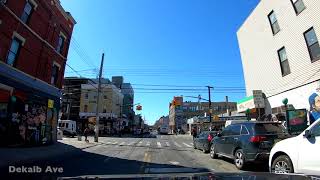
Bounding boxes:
[169,161,180,165]
[128,141,135,146]
[119,142,125,146]
[157,142,161,147]
[165,142,170,147]
[146,142,150,146]
[183,142,192,148]
[112,141,118,145]
[189,143,193,146]
[173,142,182,147]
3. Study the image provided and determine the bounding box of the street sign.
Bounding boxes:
[48,99,54,108]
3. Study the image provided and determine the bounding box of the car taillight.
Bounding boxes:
[208,134,213,142]
[250,135,267,143]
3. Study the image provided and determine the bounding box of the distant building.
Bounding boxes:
[169,96,237,132]
[61,77,91,128]
[237,0,320,120]
[120,83,135,127]
[79,83,123,134]
[111,76,135,128]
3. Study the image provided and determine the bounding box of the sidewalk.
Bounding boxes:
[0,136,100,169]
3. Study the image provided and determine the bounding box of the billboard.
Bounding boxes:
[286,109,308,135]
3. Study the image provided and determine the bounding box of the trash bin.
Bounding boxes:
[57,129,63,140]
[77,135,82,141]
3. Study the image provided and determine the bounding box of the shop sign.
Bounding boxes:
[237,96,255,112]
[48,99,54,108]
[237,90,265,112]
[286,109,308,135]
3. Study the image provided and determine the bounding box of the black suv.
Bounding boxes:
[209,122,288,170]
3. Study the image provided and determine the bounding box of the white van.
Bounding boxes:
[58,120,77,137]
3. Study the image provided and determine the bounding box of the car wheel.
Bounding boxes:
[234,149,245,170]
[271,155,294,174]
[210,144,217,159]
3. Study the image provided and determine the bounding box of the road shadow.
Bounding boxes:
[215,156,268,172]
[0,142,211,178]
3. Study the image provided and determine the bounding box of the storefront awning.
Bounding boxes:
[0,62,61,98]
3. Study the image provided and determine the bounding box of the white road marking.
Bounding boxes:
[189,143,193,146]
[105,142,112,144]
[169,161,180,165]
[139,141,143,144]
[165,142,170,147]
[128,141,135,146]
[112,141,118,145]
[157,142,161,147]
[183,142,192,148]
[119,142,125,146]
[173,142,182,148]
[146,142,151,146]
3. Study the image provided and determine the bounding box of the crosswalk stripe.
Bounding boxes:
[119,142,125,146]
[189,143,193,146]
[128,142,135,145]
[157,142,161,147]
[112,141,118,145]
[146,141,150,146]
[165,142,170,147]
[173,142,182,148]
[183,143,192,147]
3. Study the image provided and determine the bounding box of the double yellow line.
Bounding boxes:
[140,152,152,173]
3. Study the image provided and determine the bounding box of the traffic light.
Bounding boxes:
[136,105,142,111]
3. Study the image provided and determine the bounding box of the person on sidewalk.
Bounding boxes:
[84,127,89,143]
[192,127,197,140]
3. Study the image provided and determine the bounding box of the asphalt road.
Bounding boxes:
[3,133,268,177]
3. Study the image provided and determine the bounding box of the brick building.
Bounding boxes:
[0,0,75,146]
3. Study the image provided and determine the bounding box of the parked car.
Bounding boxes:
[210,121,289,170]
[269,120,320,175]
[58,120,77,137]
[193,131,217,153]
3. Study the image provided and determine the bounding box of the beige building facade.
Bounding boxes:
[79,84,123,119]
[237,0,320,115]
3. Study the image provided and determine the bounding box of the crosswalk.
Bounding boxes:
[100,140,193,148]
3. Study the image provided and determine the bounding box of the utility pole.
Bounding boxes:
[206,86,213,123]
[95,53,104,142]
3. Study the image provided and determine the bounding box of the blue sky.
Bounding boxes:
[61,0,260,125]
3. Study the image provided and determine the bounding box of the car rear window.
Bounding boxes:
[254,123,285,134]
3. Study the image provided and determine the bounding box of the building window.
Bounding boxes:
[51,63,60,85]
[85,93,88,99]
[104,95,107,99]
[94,96,97,99]
[268,11,280,35]
[84,105,88,112]
[304,27,320,62]
[291,0,306,15]
[7,38,22,66]
[277,47,291,76]
[21,1,34,24]
[56,35,65,54]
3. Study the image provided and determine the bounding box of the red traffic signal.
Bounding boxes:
[136,105,142,111]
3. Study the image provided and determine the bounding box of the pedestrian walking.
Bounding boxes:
[192,127,197,140]
[84,127,89,143]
